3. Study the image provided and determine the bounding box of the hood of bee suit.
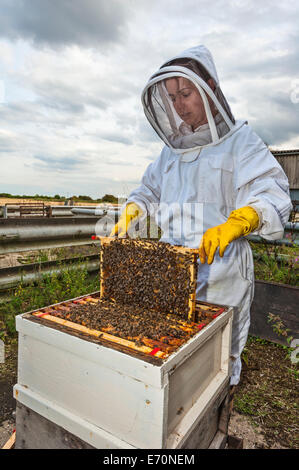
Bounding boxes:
[141,45,242,161]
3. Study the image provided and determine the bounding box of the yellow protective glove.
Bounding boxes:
[110,202,144,238]
[199,206,259,265]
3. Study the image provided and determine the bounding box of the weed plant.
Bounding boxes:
[0,259,100,340]
[237,336,299,448]
[250,203,299,286]
[250,241,299,286]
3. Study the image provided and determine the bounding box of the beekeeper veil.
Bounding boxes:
[142,46,236,152]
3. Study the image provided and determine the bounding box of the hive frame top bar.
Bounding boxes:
[99,236,199,254]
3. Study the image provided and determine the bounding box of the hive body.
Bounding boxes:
[14,239,233,448]
[14,293,232,449]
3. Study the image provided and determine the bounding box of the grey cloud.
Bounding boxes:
[226,83,299,146]
[86,130,133,146]
[0,0,129,48]
[100,133,132,146]
[106,159,135,166]
[33,80,108,114]
[0,101,44,123]
[159,0,298,34]
[53,172,141,199]
[0,134,17,153]
[196,29,299,85]
[33,154,87,171]
[226,1,299,33]
[125,178,143,185]
[0,100,87,134]
[136,120,161,145]
[145,154,157,161]
[225,46,299,81]
[198,28,299,147]
[0,176,137,200]
[247,89,299,145]
[0,181,53,195]
[0,84,107,126]
[41,99,84,114]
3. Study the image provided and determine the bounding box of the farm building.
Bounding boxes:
[271,149,299,203]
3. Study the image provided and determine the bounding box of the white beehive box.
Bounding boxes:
[13,298,233,449]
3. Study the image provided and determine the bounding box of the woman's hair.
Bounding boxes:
[163,58,211,81]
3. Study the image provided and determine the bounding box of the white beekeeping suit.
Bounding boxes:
[125,45,292,385]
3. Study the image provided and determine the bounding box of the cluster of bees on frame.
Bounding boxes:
[49,239,201,348]
[34,239,229,351]
[101,239,198,319]
[56,299,199,346]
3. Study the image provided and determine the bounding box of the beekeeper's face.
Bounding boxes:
[165,77,213,130]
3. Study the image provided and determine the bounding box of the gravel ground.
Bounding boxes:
[0,419,15,449]
[0,405,274,449]
[0,337,297,449]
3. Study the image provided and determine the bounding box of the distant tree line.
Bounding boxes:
[0,193,120,204]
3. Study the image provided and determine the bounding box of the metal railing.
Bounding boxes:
[0,204,119,219]
[0,216,116,254]
[0,254,100,294]
[0,217,297,297]
[0,216,298,255]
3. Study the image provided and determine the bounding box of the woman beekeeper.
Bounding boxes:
[111,45,292,385]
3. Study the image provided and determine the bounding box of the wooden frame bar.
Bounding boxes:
[2,430,16,449]
[31,311,167,359]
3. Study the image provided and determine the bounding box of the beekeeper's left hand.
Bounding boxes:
[199,206,259,264]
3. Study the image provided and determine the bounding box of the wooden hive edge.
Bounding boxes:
[188,253,197,322]
[30,311,167,359]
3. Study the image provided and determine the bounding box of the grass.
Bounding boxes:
[234,392,257,415]
[0,258,100,341]
[16,245,100,265]
[235,336,299,448]
[250,241,299,286]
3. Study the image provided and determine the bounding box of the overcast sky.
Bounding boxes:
[0,0,298,199]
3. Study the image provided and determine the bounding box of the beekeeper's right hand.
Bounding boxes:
[199,206,259,264]
[110,202,144,238]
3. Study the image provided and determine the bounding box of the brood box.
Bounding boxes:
[14,239,233,449]
[14,293,232,449]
